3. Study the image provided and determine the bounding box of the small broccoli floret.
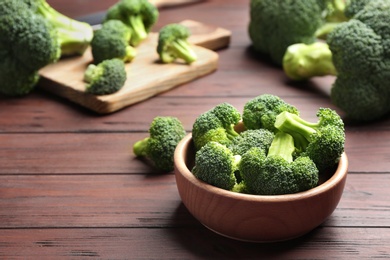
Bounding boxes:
[105,0,159,47]
[248,0,325,65]
[239,132,319,195]
[275,108,345,171]
[229,129,275,156]
[242,94,299,132]
[84,59,127,95]
[192,103,241,150]
[91,20,136,64]
[0,0,60,96]
[157,23,197,64]
[283,42,337,81]
[24,0,93,56]
[133,116,186,172]
[192,142,241,191]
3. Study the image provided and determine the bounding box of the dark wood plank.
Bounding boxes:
[0,227,389,259]
[0,131,389,174]
[0,174,389,228]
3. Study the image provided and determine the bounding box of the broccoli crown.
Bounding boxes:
[239,132,319,195]
[229,129,275,156]
[157,23,197,64]
[91,20,136,64]
[274,108,345,171]
[192,142,240,191]
[105,0,159,46]
[23,0,93,56]
[0,0,60,96]
[344,0,372,18]
[192,103,241,150]
[133,116,186,172]
[248,0,325,65]
[242,94,299,132]
[84,59,127,95]
[326,1,390,121]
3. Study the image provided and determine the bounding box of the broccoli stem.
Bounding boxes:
[170,39,197,64]
[35,0,93,55]
[226,125,240,140]
[83,64,101,83]
[267,132,295,163]
[133,137,150,157]
[128,15,148,46]
[283,42,337,81]
[274,111,317,152]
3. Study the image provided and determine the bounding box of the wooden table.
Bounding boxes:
[1,0,390,258]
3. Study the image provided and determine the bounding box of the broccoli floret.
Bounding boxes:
[91,20,137,64]
[239,132,319,195]
[275,108,345,172]
[133,116,186,172]
[248,0,325,65]
[229,129,275,156]
[157,23,197,64]
[23,0,93,56]
[84,59,127,95]
[0,0,60,96]
[105,0,159,47]
[192,103,241,150]
[242,94,299,132]
[192,142,241,191]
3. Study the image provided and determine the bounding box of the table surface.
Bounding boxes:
[1,0,390,259]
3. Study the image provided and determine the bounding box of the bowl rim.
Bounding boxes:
[174,133,348,202]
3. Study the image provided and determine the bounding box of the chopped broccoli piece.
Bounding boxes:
[275,108,345,171]
[84,59,127,95]
[157,23,197,64]
[242,94,299,132]
[229,129,275,156]
[192,142,241,191]
[248,0,325,65]
[192,103,241,150]
[239,132,319,195]
[0,0,60,96]
[133,116,186,172]
[105,0,159,46]
[91,20,137,64]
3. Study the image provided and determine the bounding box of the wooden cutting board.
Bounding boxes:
[38,20,231,114]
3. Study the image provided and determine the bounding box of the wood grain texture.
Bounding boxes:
[39,20,230,114]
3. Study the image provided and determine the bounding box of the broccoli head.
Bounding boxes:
[229,129,275,156]
[192,142,241,191]
[91,20,137,64]
[192,103,241,150]
[275,108,345,172]
[242,94,299,132]
[157,23,197,64]
[248,0,325,65]
[0,0,60,96]
[133,116,186,172]
[239,132,319,195]
[84,59,127,95]
[105,0,159,47]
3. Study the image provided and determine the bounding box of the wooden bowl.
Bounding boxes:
[174,134,348,242]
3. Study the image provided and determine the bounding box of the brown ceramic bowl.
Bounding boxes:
[174,133,348,242]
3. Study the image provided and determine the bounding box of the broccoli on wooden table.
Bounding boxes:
[91,20,137,64]
[105,0,159,47]
[133,116,186,172]
[84,59,127,95]
[157,23,197,64]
